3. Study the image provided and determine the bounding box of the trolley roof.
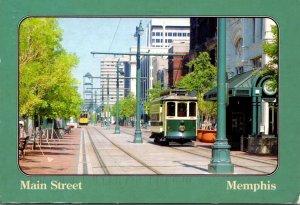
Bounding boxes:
[151,90,197,103]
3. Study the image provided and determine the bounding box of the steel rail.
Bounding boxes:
[120,127,276,174]
[91,127,162,175]
[120,127,277,165]
[85,127,110,174]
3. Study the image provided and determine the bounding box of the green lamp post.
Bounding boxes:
[133,21,144,143]
[208,18,234,173]
[101,85,105,127]
[94,90,97,125]
[115,59,124,134]
[106,74,110,130]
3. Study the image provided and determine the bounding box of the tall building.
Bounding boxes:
[152,56,168,88]
[168,40,190,87]
[129,46,151,96]
[123,61,131,97]
[100,56,130,106]
[226,18,274,77]
[127,19,191,113]
[147,18,190,48]
[189,17,217,66]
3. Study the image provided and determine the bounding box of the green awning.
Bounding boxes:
[204,70,254,101]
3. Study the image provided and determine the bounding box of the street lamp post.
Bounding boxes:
[115,59,124,134]
[208,18,234,173]
[101,85,105,127]
[133,21,144,143]
[94,90,97,125]
[106,74,110,130]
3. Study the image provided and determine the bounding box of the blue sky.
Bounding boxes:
[58,18,150,95]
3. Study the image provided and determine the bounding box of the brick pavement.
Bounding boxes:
[19,128,81,175]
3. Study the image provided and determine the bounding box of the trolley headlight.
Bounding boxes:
[179,120,185,132]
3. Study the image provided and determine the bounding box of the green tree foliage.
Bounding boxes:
[19,18,82,120]
[176,52,217,117]
[120,93,136,118]
[109,93,136,119]
[109,104,116,117]
[259,25,278,89]
[144,81,165,113]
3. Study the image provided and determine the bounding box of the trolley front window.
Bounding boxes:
[81,113,88,118]
[167,102,175,116]
[177,103,187,117]
[189,102,196,117]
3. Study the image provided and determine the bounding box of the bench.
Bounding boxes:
[64,125,72,134]
[19,136,29,159]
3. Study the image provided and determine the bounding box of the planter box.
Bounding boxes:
[247,136,278,154]
[197,129,217,143]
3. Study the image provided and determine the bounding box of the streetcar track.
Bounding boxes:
[121,128,277,165]
[120,128,276,174]
[85,128,110,174]
[89,127,162,175]
[81,131,88,174]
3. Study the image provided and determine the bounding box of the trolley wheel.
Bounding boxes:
[161,140,169,146]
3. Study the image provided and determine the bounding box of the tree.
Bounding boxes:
[19,18,82,122]
[144,80,165,114]
[176,52,217,123]
[120,93,136,119]
[259,25,278,90]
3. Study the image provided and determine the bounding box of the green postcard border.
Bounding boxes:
[0,0,299,203]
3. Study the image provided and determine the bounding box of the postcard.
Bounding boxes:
[0,0,299,204]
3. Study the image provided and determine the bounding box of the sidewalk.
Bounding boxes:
[19,128,81,175]
[193,140,277,162]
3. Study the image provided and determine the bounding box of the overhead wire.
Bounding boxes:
[108,18,122,53]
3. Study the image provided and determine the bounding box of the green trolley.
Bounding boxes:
[149,90,198,145]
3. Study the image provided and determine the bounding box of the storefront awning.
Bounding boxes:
[204,70,254,101]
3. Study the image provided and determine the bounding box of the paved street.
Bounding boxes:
[19,125,278,175]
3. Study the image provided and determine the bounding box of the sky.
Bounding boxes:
[58,18,151,95]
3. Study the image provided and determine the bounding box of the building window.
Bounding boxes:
[187,33,190,37]
[156,32,160,36]
[168,39,172,43]
[167,32,172,36]
[178,33,182,37]
[152,32,155,36]
[173,32,177,36]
